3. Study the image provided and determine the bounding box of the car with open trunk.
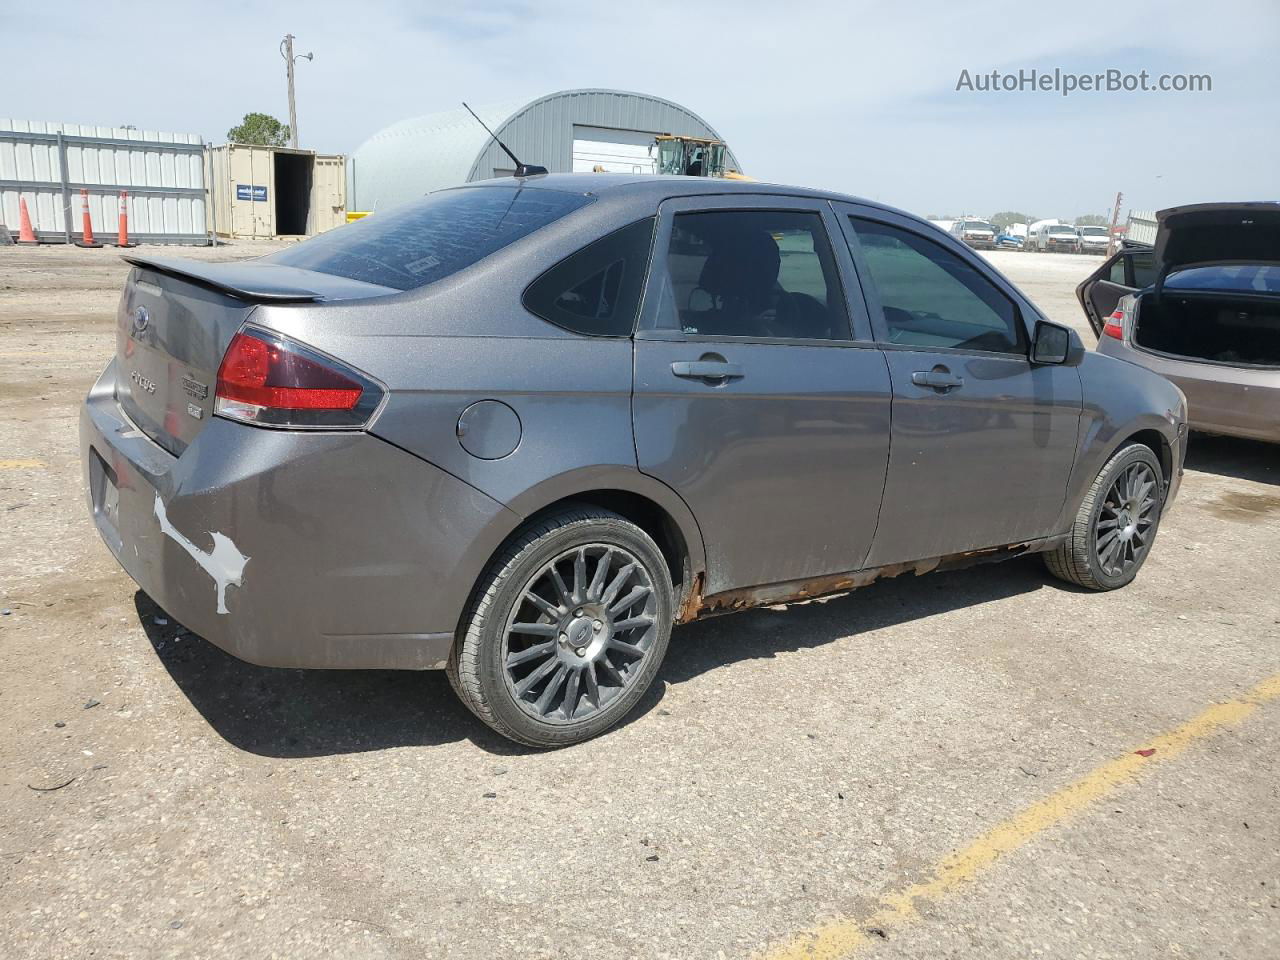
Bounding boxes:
[1078,202,1280,444]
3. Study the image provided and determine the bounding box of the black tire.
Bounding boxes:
[1045,443,1164,590]
[447,506,674,748]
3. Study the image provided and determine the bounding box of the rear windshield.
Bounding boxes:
[264,186,595,291]
[1166,264,1280,293]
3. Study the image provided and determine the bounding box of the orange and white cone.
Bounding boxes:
[74,189,101,248]
[115,191,136,248]
[16,196,39,245]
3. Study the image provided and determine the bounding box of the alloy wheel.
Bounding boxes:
[1095,461,1159,577]
[502,543,659,724]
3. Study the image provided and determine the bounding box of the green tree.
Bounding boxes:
[226,113,290,146]
[1074,214,1109,226]
[990,211,1034,229]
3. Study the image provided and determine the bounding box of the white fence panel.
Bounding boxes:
[0,119,209,244]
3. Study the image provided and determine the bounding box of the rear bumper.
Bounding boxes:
[81,359,518,669]
[1099,340,1280,443]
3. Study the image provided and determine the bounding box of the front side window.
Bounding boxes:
[523,218,655,336]
[664,209,849,340]
[849,217,1025,354]
[265,186,594,291]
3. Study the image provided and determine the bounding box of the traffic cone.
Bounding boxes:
[115,191,136,248]
[74,189,101,248]
[16,196,39,245]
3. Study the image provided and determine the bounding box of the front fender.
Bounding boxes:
[1056,351,1187,530]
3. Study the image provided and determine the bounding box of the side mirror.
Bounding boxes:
[1032,320,1082,366]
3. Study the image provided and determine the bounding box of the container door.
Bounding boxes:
[227,146,273,238]
[228,146,256,238]
[310,155,346,233]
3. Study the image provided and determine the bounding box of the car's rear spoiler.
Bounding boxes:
[122,255,397,303]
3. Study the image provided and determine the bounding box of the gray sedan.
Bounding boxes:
[81,175,1187,747]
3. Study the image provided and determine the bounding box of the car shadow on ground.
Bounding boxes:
[1184,433,1279,486]
[137,555,1048,759]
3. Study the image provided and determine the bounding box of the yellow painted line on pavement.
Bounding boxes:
[0,459,46,469]
[763,671,1280,960]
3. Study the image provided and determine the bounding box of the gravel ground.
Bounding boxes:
[1,243,1277,960]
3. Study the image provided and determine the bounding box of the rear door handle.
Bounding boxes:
[911,370,964,390]
[671,360,743,381]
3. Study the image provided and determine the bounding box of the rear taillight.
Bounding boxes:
[1102,295,1134,340]
[215,327,383,429]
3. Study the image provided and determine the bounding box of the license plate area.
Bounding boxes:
[89,448,123,554]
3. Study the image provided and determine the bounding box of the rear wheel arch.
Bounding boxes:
[519,491,694,604]
[490,471,707,615]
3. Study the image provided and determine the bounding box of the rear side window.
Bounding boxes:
[1129,249,1158,288]
[523,218,655,336]
[264,186,594,291]
[664,209,850,341]
[849,217,1025,354]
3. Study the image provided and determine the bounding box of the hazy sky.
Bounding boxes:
[6,0,1277,220]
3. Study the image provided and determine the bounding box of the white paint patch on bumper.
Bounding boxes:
[153,494,249,615]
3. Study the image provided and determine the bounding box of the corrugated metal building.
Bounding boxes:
[1,119,208,243]
[349,88,741,212]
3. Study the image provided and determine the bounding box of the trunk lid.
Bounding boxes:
[1156,202,1280,272]
[115,256,395,455]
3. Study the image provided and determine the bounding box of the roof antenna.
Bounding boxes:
[462,102,548,178]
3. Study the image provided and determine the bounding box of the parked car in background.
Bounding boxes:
[996,233,1025,249]
[1076,225,1111,255]
[1078,201,1280,443]
[1031,222,1082,252]
[82,175,1187,747]
[950,218,998,249]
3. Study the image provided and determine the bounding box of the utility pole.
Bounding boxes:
[280,34,313,149]
[1106,191,1123,257]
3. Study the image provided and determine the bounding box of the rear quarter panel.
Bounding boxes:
[250,197,708,588]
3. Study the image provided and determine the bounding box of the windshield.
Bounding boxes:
[265,186,595,291]
[1079,226,1108,236]
[962,221,995,232]
[1047,225,1076,235]
[1166,264,1280,293]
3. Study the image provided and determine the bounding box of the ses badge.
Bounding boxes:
[182,373,209,420]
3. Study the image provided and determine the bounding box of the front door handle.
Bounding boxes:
[911,369,964,390]
[672,360,744,381]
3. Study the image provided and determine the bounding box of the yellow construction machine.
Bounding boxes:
[654,135,750,179]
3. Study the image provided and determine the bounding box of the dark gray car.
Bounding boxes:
[81,175,1187,747]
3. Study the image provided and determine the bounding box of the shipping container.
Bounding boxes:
[209,143,345,239]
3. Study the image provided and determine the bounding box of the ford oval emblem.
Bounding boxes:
[131,305,150,335]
